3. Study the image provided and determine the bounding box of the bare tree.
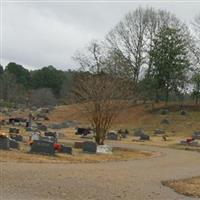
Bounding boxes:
[72,39,137,145]
[106,7,186,81]
[106,7,149,83]
[29,88,57,107]
[73,40,106,73]
[72,73,135,144]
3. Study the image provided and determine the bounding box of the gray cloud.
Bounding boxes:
[1,1,200,70]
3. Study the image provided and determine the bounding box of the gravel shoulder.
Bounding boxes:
[1,143,200,200]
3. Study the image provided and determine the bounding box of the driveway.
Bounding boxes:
[0,143,200,200]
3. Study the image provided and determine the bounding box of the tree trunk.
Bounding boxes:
[165,88,169,106]
[196,94,199,105]
[95,129,105,145]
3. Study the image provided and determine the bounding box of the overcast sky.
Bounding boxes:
[1,0,200,70]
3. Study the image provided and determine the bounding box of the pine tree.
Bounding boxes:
[150,27,190,104]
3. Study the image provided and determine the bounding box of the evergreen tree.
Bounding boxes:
[150,27,190,104]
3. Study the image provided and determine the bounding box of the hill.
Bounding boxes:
[48,103,200,137]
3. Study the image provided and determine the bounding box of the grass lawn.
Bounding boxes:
[162,177,200,198]
[0,147,154,164]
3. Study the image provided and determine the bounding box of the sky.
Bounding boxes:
[1,0,200,71]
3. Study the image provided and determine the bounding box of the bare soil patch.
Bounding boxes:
[162,177,200,198]
[0,148,153,164]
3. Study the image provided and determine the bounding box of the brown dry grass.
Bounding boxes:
[162,177,200,198]
[0,148,153,164]
[2,102,200,137]
[47,103,200,137]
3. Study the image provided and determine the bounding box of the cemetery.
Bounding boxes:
[1,3,200,199]
[0,106,155,163]
[1,103,200,200]
[1,104,200,164]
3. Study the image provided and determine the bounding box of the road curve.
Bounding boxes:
[1,143,200,200]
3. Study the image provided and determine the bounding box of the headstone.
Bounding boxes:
[180,110,187,115]
[37,113,49,120]
[134,129,145,136]
[190,141,199,147]
[107,131,118,140]
[74,141,83,149]
[9,138,19,149]
[26,126,38,132]
[37,124,47,131]
[140,134,150,140]
[97,145,112,154]
[45,131,57,138]
[161,119,170,125]
[82,141,97,153]
[61,145,72,154]
[40,136,57,143]
[31,132,40,141]
[30,140,55,155]
[41,108,49,113]
[0,136,9,150]
[154,129,165,135]
[118,129,128,138]
[76,128,90,135]
[49,123,63,129]
[10,134,23,142]
[9,128,20,134]
[160,109,169,115]
[192,131,200,139]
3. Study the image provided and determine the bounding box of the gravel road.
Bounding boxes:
[1,143,200,200]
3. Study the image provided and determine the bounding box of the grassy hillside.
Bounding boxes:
[48,103,200,137]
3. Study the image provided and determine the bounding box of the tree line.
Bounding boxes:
[0,62,76,107]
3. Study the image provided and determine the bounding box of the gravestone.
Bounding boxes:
[10,134,23,142]
[76,128,90,135]
[50,123,63,129]
[37,113,49,120]
[161,119,170,125]
[40,136,57,143]
[30,140,55,155]
[37,124,47,131]
[154,129,165,135]
[41,108,49,113]
[9,128,20,134]
[118,130,128,138]
[134,129,145,136]
[44,132,57,143]
[61,145,72,154]
[9,138,19,149]
[160,109,169,115]
[180,140,187,145]
[97,145,112,154]
[0,136,9,150]
[190,141,199,147]
[45,131,57,138]
[140,134,150,140]
[74,141,83,149]
[180,110,187,115]
[107,132,118,140]
[26,126,38,132]
[82,141,97,153]
[192,131,200,139]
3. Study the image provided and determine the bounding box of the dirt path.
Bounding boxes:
[1,143,200,200]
